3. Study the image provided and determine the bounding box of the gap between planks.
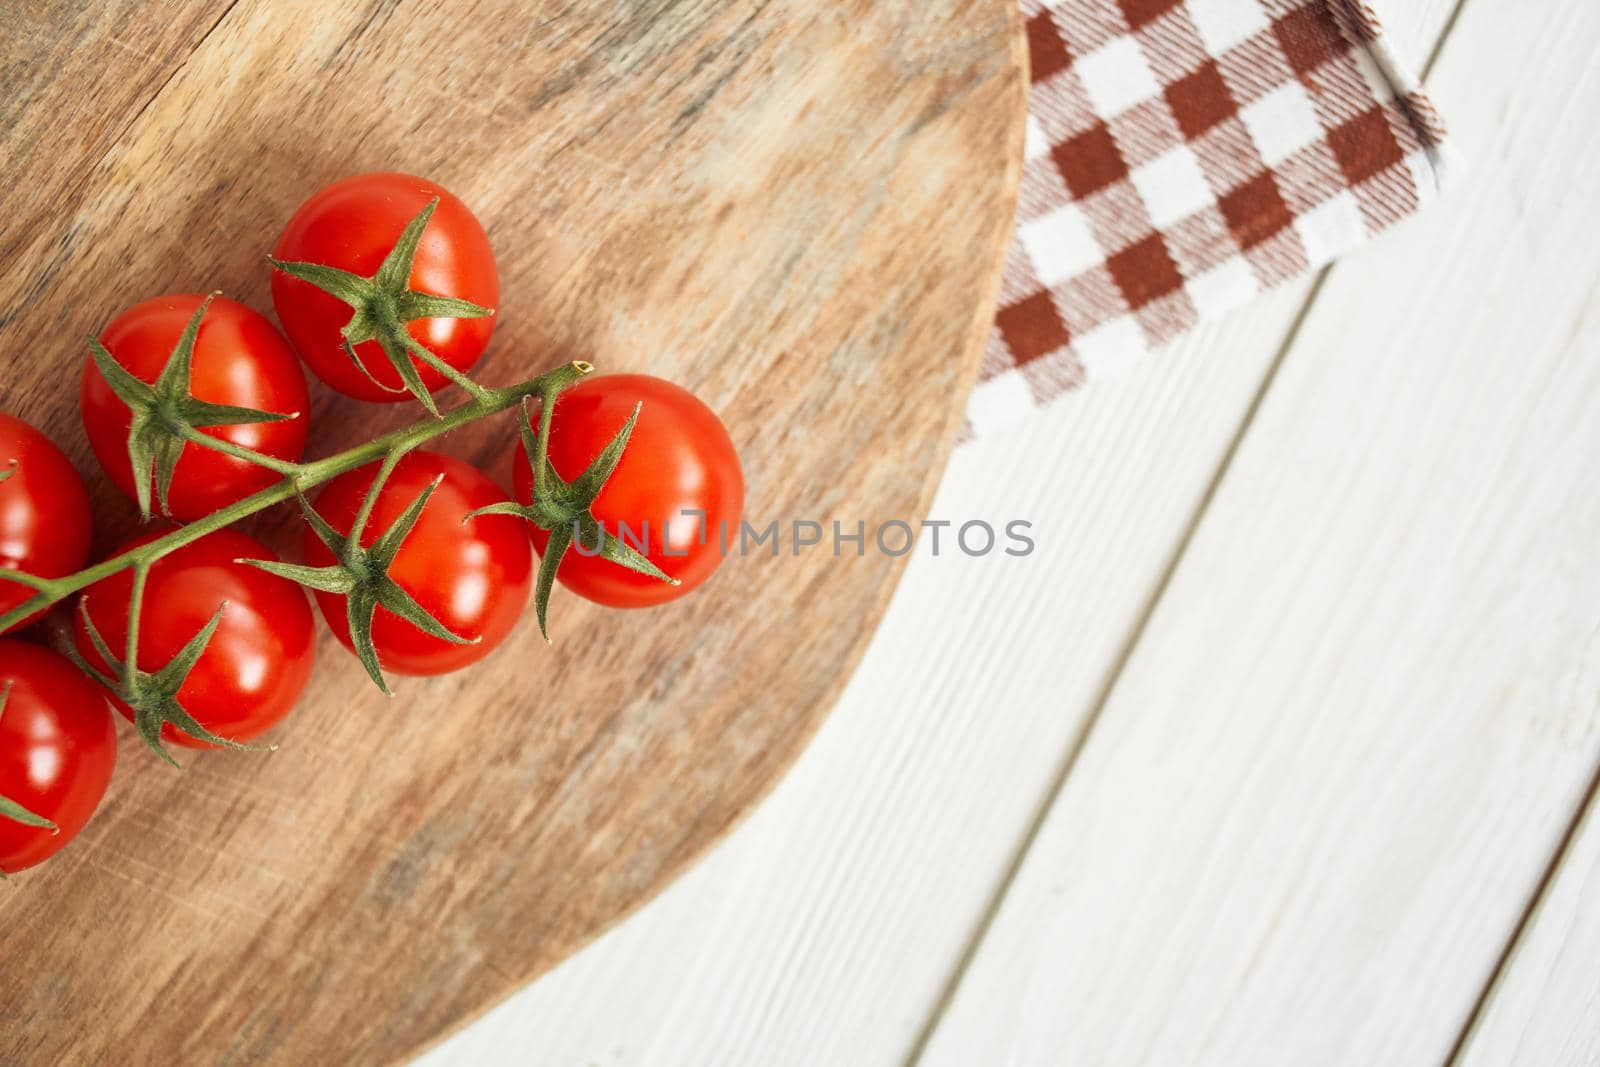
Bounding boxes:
[1431,0,1600,1040]
[900,267,1333,1067]
[1446,748,1600,1063]
[899,2,1472,1061]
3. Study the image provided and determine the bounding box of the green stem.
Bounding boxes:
[123,562,149,673]
[0,361,593,633]
[344,445,411,564]
[533,360,590,501]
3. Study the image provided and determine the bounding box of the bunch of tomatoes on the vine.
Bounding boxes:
[0,172,743,875]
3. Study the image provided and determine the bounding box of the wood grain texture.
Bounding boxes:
[0,1,1024,1063]
[426,4,1471,1061]
[0,0,230,273]
[1457,774,1600,1067]
[920,1,1600,1063]
[419,283,1322,1066]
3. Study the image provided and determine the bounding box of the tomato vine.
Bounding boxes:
[0,172,751,877]
[1,350,658,761]
[0,183,726,810]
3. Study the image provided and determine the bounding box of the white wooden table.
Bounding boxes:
[424,1,1600,1061]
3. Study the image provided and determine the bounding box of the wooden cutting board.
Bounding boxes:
[0,1,1024,1061]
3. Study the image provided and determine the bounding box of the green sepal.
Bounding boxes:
[183,402,296,430]
[266,452,477,695]
[265,259,372,306]
[376,201,435,291]
[469,395,677,639]
[571,512,673,583]
[291,489,350,556]
[237,558,356,595]
[502,398,577,528]
[563,402,639,504]
[530,522,573,642]
[344,585,388,695]
[73,598,269,767]
[396,291,491,320]
[339,338,409,397]
[379,333,441,417]
[89,294,299,520]
[268,198,494,416]
[375,581,471,647]
[460,500,528,521]
[0,794,55,831]
[0,683,58,832]
[367,474,442,567]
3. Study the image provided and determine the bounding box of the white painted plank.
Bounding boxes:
[422,2,1459,1062]
[1372,0,1458,67]
[919,2,1600,1065]
[419,284,1313,1067]
[1458,779,1600,1067]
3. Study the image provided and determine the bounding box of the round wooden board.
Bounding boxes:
[0,1,1024,1061]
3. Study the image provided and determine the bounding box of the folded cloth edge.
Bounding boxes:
[962,0,1456,441]
[1326,0,1456,189]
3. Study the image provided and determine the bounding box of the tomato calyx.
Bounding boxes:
[470,387,677,640]
[0,683,59,834]
[242,447,478,694]
[71,588,266,766]
[88,293,301,520]
[269,198,495,417]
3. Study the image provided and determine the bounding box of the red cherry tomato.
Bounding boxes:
[305,451,532,675]
[81,294,309,519]
[0,414,92,634]
[512,374,743,607]
[271,173,499,402]
[0,640,116,873]
[75,529,316,749]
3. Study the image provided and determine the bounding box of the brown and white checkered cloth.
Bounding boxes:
[967,0,1449,434]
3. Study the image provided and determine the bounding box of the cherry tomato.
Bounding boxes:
[0,640,116,873]
[0,414,92,634]
[271,173,499,402]
[81,294,309,520]
[75,529,316,749]
[512,374,743,607]
[305,451,532,675]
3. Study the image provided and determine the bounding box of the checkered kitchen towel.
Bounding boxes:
[967,0,1449,434]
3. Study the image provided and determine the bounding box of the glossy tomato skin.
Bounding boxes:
[0,415,93,634]
[271,173,499,402]
[81,294,310,519]
[512,375,743,608]
[306,451,531,675]
[0,640,116,873]
[75,529,316,749]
